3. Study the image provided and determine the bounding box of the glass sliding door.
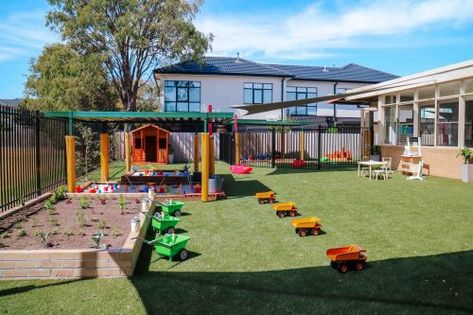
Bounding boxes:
[399,105,414,145]
[384,106,397,144]
[419,103,435,146]
[437,100,459,146]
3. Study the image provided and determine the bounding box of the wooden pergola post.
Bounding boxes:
[299,131,305,161]
[193,133,199,172]
[201,132,210,202]
[124,131,131,172]
[100,131,110,181]
[65,113,76,193]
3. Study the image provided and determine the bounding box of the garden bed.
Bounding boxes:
[0,195,141,250]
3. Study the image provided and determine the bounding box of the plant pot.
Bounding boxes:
[460,164,473,183]
[168,154,174,164]
[370,154,380,161]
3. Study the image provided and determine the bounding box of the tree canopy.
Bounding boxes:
[23,43,118,111]
[46,0,212,111]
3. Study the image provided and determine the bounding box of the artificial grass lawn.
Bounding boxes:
[1,162,473,314]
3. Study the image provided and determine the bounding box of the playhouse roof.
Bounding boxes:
[130,124,170,134]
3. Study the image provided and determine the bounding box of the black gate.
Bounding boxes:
[219,126,371,169]
[0,106,67,212]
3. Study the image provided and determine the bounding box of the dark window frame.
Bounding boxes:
[286,86,318,116]
[243,82,273,104]
[164,80,201,112]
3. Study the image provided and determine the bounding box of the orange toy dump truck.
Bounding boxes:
[255,191,276,204]
[326,244,367,273]
[291,217,322,237]
[272,202,298,218]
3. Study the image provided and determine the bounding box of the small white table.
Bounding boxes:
[357,160,385,180]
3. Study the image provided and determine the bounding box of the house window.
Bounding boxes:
[439,82,460,97]
[164,80,201,112]
[419,103,435,146]
[384,106,397,144]
[399,105,414,144]
[465,100,473,147]
[418,86,435,100]
[243,83,272,104]
[286,87,317,116]
[437,100,459,146]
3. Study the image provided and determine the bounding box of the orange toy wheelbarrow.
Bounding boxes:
[291,217,322,237]
[326,244,367,273]
[272,202,298,218]
[255,191,276,204]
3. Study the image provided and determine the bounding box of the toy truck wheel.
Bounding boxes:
[166,227,175,234]
[269,198,275,204]
[298,229,307,237]
[338,264,348,273]
[174,210,182,217]
[289,211,296,217]
[277,211,285,218]
[179,249,188,261]
[330,262,338,269]
[258,198,264,204]
[312,228,319,236]
[355,262,365,271]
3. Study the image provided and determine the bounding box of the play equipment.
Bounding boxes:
[255,191,276,204]
[291,217,322,237]
[229,165,253,174]
[158,200,185,217]
[151,213,180,234]
[272,202,298,218]
[291,159,306,168]
[326,244,367,273]
[325,148,353,161]
[143,234,191,261]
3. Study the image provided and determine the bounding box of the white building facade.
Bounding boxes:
[154,57,397,123]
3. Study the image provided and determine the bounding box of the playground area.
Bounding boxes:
[1,162,473,313]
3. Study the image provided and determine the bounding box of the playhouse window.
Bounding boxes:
[164,80,201,112]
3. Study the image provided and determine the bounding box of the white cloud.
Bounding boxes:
[197,0,473,60]
[0,10,58,62]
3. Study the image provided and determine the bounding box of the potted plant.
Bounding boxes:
[168,145,174,164]
[457,147,473,183]
[370,145,381,161]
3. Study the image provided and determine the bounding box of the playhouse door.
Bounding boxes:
[145,136,157,162]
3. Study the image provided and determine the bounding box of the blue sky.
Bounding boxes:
[1,0,473,98]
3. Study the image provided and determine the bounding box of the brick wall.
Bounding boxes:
[0,201,153,280]
[381,145,462,179]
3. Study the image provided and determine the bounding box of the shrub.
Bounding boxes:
[51,227,60,235]
[76,210,86,228]
[97,219,106,230]
[0,232,9,239]
[0,242,4,248]
[53,186,67,201]
[112,226,121,238]
[13,221,22,230]
[78,229,86,237]
[91,230,104,249]
[79,196,90,209]
[35,230,51,247]
[49,217,60,226]
[44,199,55,211]
[118,195,127,215]
[63,228,74,236]
[17,229,27,237]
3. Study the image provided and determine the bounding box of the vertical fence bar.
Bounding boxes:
[35,110,41,197]
[271,128,276,168]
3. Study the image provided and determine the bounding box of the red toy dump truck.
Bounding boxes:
[326,244,367,273]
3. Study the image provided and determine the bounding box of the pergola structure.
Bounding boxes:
[44,111,235,202]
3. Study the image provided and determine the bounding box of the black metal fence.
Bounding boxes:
[220,126,372,169]
[0,106,67,212]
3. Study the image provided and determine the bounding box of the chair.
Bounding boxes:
[372,157,392,180]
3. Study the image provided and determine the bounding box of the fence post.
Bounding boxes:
[35,110,41,197]
[317,125,322,170]
[271,128,276,168]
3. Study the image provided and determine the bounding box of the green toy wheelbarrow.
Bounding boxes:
[157,200,185,217]
[142,234,191,261]
[151,213,180,234]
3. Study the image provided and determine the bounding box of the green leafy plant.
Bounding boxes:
[76,209,86,228]
[97,219,106,230]
[118,195,127,215]
[51,227,60,235]
[91,230,104,249]
[44,199,55,212]
[111,226,121,238]
[98,195,107,205]
[49,217,60,227]
[48,194,58,205]
[457,147,473,164]
[35,230,51,247]
[13,221,22,230]
[63,228,74,236]
[79,196,90,209]
[78,229,86,237]
[52,186,67,201]
[0,232,9,239]
[0,242,5,248]
[17,229,27,237]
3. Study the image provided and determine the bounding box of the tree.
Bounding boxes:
[23,43,118,111]
[47,0,212,111]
